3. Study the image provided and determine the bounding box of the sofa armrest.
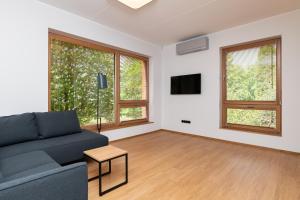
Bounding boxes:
[0,162,88,200]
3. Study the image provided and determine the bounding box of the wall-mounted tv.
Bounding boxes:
[171,73,201,95]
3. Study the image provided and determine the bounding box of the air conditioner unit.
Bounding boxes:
[176,36,209,55]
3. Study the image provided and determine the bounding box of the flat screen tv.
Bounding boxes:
[171,73,201,95]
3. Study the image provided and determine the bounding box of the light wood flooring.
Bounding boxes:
[88,130,300,200]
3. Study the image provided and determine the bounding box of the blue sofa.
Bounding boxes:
[0,111,109,200]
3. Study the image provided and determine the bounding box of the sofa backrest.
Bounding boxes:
[0,113,39,147]
[35,111,81,139]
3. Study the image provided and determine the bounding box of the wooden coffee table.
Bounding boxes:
[84,145,128,196]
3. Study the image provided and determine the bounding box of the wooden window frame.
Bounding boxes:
[48,29,150,132]
[220,36,282,136]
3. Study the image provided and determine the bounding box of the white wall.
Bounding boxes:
[0,0,162,141]
[1,1,299,152]
[162,10,300,153]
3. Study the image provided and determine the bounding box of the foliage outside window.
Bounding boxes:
[49,31,149,129]
[50,39,115,125]
[221,37,282,135]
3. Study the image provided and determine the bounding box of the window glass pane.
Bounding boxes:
[227,108,276,128]
[120,55,146,100]
[120,107,146,122]
[226,44,277,101]
[50,39,115,125]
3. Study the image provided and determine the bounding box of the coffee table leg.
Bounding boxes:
[98,154,128,196]
[99,161,102,196]
[125,154,128,184]
[108,160,111,174]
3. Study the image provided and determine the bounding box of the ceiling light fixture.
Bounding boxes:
[118,0,153,9]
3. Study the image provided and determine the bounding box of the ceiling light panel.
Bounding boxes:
[118,0,153,9]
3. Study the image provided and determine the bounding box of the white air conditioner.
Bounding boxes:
[176,36,209,55]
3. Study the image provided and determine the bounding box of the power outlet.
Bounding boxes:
[181,120,191,124]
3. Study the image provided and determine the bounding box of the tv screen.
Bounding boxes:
[171,73,201,95]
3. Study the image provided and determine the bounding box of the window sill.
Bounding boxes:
[82,121,154,133]
[220,126,282,137]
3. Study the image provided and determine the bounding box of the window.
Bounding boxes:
[49,30,149,130]
[221,37,282,135]
[119,55,148,124]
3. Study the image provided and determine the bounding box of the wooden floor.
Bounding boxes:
[88,130,300,200]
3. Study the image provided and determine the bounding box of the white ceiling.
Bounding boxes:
[39,0,300,45]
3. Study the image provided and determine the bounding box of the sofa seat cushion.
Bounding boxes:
[35,111,81,139]
[0,113,39,147]
[0,151,60,182]
[0,131,109,165]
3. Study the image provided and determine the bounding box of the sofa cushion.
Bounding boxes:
[0,113,39,147]
[0,151,60,182]
[0,162,87,200]
[0,131,109,165]
[35,111,81,139]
